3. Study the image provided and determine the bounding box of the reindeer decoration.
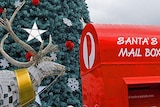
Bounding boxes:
[0,0,66,106]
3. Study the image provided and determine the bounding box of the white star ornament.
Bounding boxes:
[23,22,47,43]
[35,86,46,105]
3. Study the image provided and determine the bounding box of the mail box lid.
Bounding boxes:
[80,23,160,74]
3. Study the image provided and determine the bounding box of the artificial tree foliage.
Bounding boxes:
[0,0,90,106]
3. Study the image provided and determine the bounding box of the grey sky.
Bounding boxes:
[86,0,160,25]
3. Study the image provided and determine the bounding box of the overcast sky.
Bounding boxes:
[86,0,160,25]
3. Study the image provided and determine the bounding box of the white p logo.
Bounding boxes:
[83,32,95,69]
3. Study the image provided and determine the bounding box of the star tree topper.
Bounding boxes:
[23,21,47,42]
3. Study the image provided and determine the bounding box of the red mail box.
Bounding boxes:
[80,23,160,107]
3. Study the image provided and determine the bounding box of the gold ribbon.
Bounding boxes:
[14,68,35,107]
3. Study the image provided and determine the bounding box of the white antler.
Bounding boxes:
[10,0,26,25]
[0,0,56,67]
[0,34,34,67]
[0,0,37,55]
[41,35,58,56]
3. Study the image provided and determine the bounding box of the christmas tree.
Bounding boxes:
[0,0,90,106]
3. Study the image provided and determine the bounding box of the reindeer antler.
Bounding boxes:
[32,35,59,64]
[10,0,26,25]
[0,0,58,67]
[41,35,58,56]
[0,33,34,67]
[0,0,37,55]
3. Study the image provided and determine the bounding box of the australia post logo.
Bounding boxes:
[82,32,96,69]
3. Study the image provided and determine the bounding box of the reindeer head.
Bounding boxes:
[0,1,66,106]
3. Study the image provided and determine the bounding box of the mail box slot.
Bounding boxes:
[80,23,160,107]
[128,83,160,107]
